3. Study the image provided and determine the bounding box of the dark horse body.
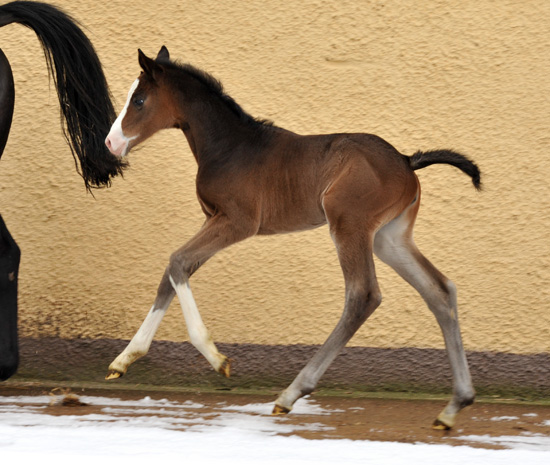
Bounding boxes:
[105,47,481,429]
[0,1,125,380]
[0,46,18,381]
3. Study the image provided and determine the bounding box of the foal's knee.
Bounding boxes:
[167,253,195,285]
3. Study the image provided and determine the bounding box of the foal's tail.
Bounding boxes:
[0,1,127,190]
[408,149,482,191]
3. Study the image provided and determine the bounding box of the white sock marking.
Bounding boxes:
[109,305,165,372]
[169,275,224,370]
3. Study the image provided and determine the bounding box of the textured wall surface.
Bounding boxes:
[0,0,548,358]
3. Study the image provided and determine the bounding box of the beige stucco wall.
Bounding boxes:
[0,0,548,355]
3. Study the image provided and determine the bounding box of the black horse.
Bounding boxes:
[0,1,126,380]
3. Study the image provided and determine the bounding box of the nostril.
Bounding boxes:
[105,137,112,149]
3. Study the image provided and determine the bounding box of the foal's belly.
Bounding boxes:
[256,203,327,235]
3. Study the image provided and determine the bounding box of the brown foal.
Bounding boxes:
[105,46,481,429]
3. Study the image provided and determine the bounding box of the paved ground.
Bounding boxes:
[1,382,549,450]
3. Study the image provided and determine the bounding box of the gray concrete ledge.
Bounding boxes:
[8,337,549,398]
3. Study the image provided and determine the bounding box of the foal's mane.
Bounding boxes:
[158,57,274,129]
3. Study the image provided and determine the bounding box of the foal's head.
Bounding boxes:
[105,46,177,157]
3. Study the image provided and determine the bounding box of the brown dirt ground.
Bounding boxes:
[1,382,549,450]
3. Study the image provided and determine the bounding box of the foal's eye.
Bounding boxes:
[132,96,145,108]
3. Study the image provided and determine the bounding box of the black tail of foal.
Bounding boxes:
[409,149,481,191]
[0,1,126,190]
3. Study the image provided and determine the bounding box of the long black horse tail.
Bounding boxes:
[0,1,126,190]
[408,149,482,191]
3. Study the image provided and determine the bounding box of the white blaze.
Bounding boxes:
[105,78,140,156]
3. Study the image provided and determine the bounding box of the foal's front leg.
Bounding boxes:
[168,275,230,376]
[106,214,254,379]
[106,273,175,379]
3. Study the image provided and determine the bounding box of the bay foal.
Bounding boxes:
[105,47,480,429]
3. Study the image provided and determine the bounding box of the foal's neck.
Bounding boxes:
[172,76,268,165]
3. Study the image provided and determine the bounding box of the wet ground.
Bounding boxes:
[1,382,549,450]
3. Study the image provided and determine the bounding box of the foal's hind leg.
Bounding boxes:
[374,203,475,429]
[274,219,382,413]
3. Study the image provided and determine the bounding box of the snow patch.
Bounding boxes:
[1,394,550,464]
[457,434,550,452]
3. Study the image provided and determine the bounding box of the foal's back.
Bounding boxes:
[208,128,419,236]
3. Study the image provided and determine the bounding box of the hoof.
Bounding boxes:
[432,418,452,430]
[218,358,232,378]
[272,404,291,416]
[105,369,123,380]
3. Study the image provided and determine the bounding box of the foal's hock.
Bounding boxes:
[105,46,481,429]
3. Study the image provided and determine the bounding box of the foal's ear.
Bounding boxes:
[156,45,170,61]
[138,49,163,79]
